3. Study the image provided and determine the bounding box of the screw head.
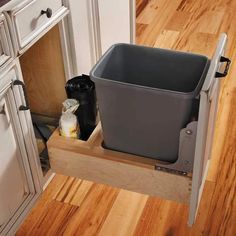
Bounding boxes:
[184,160,189,165]
[186,130,192,135]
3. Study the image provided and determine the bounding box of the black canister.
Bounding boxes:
[65,74,97,140]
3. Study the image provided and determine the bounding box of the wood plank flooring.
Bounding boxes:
[17,0,236,235]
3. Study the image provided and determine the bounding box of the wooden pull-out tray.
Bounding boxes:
[47,34,228,226]
[48,123,191,203]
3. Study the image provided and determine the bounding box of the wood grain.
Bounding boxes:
[154,30,180,49]
[21,200,78,236]
[134,198,190,236]
[98,190,148,236]
[48,125,192,203]
[136,0,158,25]
[16,175,73,235]
[18,0,236,235]
[62,184,119,236]
[48,124,162,169]
[19,24,66,117]
[136,0,149,17]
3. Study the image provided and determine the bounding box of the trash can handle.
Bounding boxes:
[215,56,231,78]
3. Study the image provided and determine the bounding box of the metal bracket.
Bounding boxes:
[155,121,197,174]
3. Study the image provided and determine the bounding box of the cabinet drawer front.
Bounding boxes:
[0,14,14,68]
[12,0,68,50]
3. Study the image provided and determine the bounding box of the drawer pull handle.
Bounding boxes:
[13,80,30,111]
[215,56,231,78]
[41,8,53,18]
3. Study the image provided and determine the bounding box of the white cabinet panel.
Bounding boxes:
[0,64,41,235]
[67,0,135,74]
[0,97,29,227]
[98,0,133,54]
[67,0,97,74]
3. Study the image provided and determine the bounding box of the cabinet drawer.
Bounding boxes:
[48,34,228,226]
[11,0,68,51]
[0,14,14,68]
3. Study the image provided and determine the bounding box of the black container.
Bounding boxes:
[65,74,97,140]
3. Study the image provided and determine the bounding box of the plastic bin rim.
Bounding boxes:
[90,43,210,97]
[98,43,210,61]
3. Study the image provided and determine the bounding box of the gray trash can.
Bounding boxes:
[90,44,210,162]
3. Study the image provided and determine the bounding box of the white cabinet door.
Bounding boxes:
[0,67,40,235]
[0,96,29,228]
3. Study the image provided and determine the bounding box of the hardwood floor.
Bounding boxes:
[17,0,236,235]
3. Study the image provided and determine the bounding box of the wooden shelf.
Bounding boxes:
[47,123,192,203]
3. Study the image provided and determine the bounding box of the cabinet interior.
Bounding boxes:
[19,24,67,176]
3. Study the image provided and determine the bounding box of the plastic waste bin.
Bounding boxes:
[90,44,210,162]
